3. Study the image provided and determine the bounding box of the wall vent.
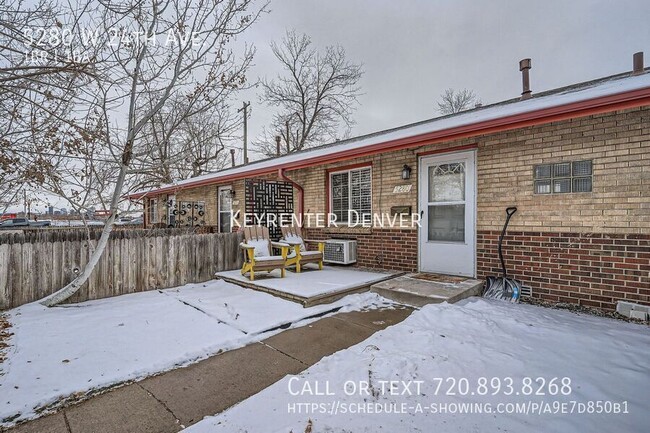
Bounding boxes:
[519,285,533,298]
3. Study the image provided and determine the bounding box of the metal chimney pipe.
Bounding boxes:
[633,52,644,75]
[275,135,281,156]
[229,149,235,167]
[519,58,532,100]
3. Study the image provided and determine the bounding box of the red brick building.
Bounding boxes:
[129,61,650,311]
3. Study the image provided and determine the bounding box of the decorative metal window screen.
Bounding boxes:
[245,180,294,240]
[165,201,206,227]
[534,160,592,194]
[330,167,371,223]
[165,195,176,227]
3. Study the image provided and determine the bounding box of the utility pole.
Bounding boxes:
[237,101,251,164]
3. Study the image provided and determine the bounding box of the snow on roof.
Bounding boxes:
[133,70,650,197]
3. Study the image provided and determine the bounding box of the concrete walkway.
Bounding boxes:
[371,273,483,306]
[5,307,413,433]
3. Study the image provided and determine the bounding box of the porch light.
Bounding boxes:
[402,164,412,180]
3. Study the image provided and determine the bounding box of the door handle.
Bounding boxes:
[420,210,424,218]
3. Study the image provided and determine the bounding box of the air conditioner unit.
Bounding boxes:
[323,239,357,265]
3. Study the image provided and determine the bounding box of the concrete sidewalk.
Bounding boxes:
[6,307,413,433]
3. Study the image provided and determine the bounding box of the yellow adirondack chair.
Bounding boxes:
[280,226,325,273]
[240,226,290,281]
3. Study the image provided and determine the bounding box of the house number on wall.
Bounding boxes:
[393,184,412,194]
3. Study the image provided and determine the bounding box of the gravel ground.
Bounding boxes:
[521,297,649,324]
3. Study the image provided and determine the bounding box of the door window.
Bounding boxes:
[427,162,466,243]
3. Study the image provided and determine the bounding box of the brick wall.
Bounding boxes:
[294,107,650,309]
[306,227,418,272]
[287,148,420,217]
[143,106,650,311]
[475,107,650,234]
[471,107,650,310]
[477,231,650,311]
[291,151,421,273]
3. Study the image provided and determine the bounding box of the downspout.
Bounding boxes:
[278,168,304,226]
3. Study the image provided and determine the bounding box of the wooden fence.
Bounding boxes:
[0,228,243,310]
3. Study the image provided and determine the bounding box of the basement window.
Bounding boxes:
[534,160,592,194]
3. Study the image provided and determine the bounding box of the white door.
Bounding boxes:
[218,186,233,233]
[419,150,476,277]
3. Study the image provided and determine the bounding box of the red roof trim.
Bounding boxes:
[416,143,478,157]
[128,86,650,199]
[325,161,373,173]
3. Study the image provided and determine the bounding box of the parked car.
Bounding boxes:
[115,217,143,226]
[0,218,51,228]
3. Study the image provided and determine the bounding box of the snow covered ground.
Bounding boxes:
[184,298,650,433]
[0,280,389,426]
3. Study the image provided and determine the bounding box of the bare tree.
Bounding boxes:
[255,30,363,157]
[127,63,250,192]
[437,88,481,115]
[130,106,234,190]
[0,0,99,212]
[0,0,268,306]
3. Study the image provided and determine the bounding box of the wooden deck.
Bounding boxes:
[216,267,403,307]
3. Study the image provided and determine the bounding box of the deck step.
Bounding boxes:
[370,273,483,307]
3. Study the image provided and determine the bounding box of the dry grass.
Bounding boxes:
[0,313,12,368]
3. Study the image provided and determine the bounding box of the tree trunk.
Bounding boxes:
[40,158,130,306]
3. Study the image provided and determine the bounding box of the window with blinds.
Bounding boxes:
[330,166,372,223]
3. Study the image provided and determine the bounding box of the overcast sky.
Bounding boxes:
[14,0,650,213]
[239,0,650,160]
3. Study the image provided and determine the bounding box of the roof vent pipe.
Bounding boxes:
[230,149,235,167]
[275,135,281,156]
[519,58,532,100]
[633,52,644,75]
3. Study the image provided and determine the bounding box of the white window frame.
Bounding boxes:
[328,165,372,225]
[218,186,233,233]
[147,198,158,226]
